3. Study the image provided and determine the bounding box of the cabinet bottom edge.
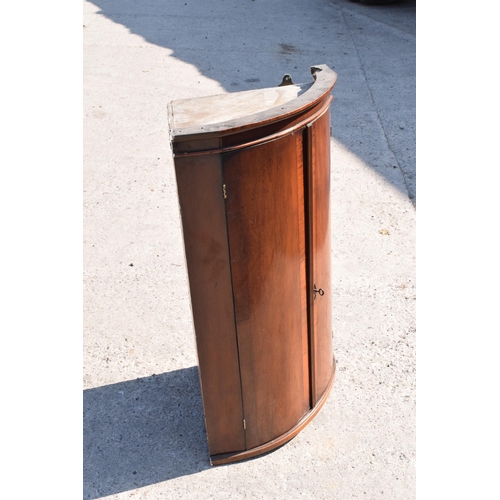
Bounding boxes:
[209,353,337,466]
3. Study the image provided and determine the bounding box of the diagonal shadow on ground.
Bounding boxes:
[83,367,210,500]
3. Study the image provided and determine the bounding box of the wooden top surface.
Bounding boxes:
[169,83,312,130]
[168,65,337,142]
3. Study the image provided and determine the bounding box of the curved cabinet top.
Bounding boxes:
[168,65,337,150]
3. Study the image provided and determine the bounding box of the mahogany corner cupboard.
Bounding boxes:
[168,65,337,465]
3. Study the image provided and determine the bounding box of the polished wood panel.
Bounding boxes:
[307,109,334,404]
[174,154,245,456]
[223,132,309,450]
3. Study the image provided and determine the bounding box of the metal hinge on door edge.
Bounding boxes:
[222,184,227,199]
[243,419,246,430]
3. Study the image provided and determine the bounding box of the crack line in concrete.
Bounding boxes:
[340,7,413,205]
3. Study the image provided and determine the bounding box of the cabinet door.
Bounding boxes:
[174,154,246,457]
[307,109,334,404]
[222,132,310,450]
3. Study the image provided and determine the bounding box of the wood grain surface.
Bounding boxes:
[223,132,310,450]
[307,108,334,404]
[174,154,245,456]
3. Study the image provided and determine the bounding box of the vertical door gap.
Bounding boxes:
[303,124,316,409]
[221,159,248,451]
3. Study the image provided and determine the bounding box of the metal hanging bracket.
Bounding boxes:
[278,73,294,86]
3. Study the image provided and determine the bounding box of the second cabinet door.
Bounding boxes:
[222,131,310,450]
[307,109,334,405]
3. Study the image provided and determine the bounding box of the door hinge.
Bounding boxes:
[222,184,227,199]
[243,419,247,430]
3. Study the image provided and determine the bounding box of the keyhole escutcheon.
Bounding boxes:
[313,284,324,300]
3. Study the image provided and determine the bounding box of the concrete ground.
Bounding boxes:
[83,0,416,498]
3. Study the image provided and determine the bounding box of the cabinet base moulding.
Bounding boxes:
[210,355,336,466]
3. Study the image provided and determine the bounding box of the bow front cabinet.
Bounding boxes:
[168,65,337,465]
